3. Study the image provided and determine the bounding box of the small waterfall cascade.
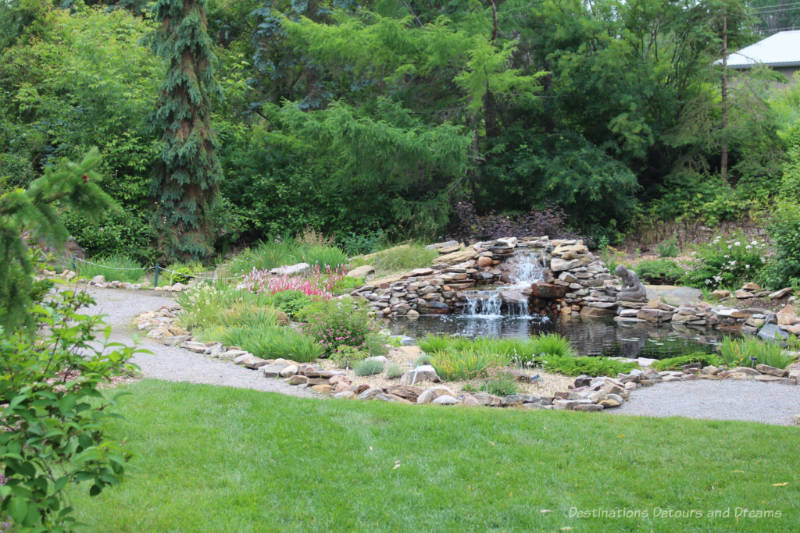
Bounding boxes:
[461,252,547,319]
[463,291,503,318]
[509,253,546,285]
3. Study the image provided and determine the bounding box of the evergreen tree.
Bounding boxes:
[151,0,221,261]
[0,148,115,333]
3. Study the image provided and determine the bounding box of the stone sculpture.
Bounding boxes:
[615,264,647,303]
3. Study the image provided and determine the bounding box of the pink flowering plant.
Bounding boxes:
[239,265,346,300]
[299,296,388,357]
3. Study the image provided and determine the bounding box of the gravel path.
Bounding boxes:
[83,287,316,397]
[83,287,799,425]
[610,380,800,426]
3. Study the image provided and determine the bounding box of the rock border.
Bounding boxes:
[133,305,800,415]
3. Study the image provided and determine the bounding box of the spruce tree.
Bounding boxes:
[151,0,221,261]
[0,148,115,333]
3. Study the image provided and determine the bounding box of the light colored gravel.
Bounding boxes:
[82,287,316,397]
[610,380,800,426]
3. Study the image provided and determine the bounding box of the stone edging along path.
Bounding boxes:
[131,294,800,424]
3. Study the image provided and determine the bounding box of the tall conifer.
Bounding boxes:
[151,0,221,260]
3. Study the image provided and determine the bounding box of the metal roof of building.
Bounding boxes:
[720,30,800,69]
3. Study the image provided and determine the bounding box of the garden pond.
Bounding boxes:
[388,314,734,360]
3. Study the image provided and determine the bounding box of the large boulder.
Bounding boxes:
[401,365,441,385]
[530,282,567,299]
[777,305,799,326]
[347,265,375,280]
[270,262,310,276]
[416,385,456,404]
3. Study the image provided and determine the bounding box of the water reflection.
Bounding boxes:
[387,315,732,359]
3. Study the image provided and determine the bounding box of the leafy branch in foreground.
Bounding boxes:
[0,290,144,531]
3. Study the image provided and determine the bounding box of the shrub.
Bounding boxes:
[163,261,203,285]
[761,201,800,289]
[717,336,796,369]
[220,326,323,362]
[300,297,387,356]
[0,290,138,530]
[682,233,766,289]
[535,356,637,377]
[269,290,313,319]
[480,373,519,396]
[330,345,369,368]
[76,254,145,283]
[431,349,506,381]
[657,236,680,257]
[339,230,385,256]
[385,363,404,379]
[634,259,685,285]
[354,359,384,376]
[652,353,722,371]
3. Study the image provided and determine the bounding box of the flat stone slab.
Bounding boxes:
[645,285,702,306]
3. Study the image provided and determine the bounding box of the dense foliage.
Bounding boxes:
[2,0,796,256]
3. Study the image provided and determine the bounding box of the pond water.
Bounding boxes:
[387,315,734,360]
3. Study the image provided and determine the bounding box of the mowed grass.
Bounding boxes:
[70,380,799,532]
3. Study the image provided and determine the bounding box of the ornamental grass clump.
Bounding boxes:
[479,373,519,396]
[385,363,404,379]
[220,325,323,362]
[419,333,574,366]
[717,336,796,369]
[431,349,506,381]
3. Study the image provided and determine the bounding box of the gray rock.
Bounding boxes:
[756,364,788,377]
[417,386,455,404]
[270,262,310,276]
[357,387,384,400]
[348,265,375,280]
[432,395,459,405]
[233,353,269,369]
[279,365,299,378]
[758,323,790,342]
[401,365,440,385]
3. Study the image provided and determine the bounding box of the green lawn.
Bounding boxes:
[71,380,799,532]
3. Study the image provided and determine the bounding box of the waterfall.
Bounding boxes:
[460,251,547,320]
[510,253,545,285]
[507,300,530,318]
[463,291,503,318]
